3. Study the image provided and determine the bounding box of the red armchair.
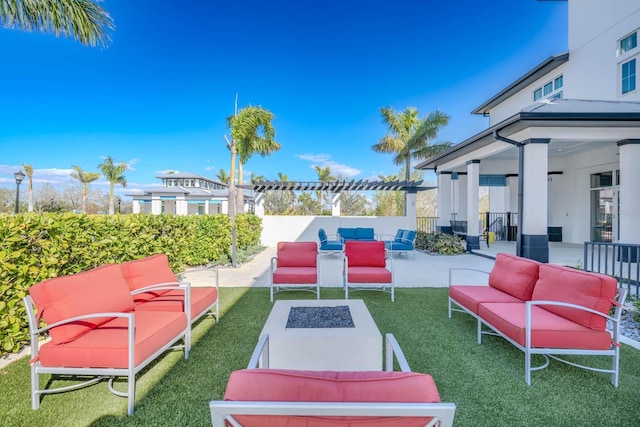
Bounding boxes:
[270,242,320,302]
[344,241,394,301]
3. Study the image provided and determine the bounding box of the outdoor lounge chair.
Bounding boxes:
[318,228,343,253]
[383,228,417,259]
[343,240,394,301]
[270,241,320,302]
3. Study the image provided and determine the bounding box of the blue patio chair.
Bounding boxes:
[382,229,417,259]
[318,228,344,253]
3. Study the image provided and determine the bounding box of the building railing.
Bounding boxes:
[584,242,640,296]
[416,217,438,233]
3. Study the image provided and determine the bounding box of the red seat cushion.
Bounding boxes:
[224,369,441,426]
[276,242,318,268]
[120,254,177,303]
[488,253,540,301]
[346,241,386,267]
[348,266,392,284]
[532,264,617,330]
[478,302,612,350]
[449,285,523,314]
[38,310,187,368]
[135,286,218,320]
[273,267,318,284]
[29,264,135,345]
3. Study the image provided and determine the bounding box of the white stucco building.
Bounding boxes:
[128,172,238,215]
[417,0,640,262]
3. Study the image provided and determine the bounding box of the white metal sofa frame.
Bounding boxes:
[209,333,456,427]
[447,267,628,386]
[23,283,192,416]
[269,252,321,302]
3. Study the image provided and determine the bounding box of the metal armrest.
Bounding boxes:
[385,333,411,372]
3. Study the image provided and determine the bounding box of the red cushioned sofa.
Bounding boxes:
[209,333,456,427]
[448,253,628,386]
[24,253,219,415]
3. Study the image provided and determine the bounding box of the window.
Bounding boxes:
[622,58,636,94]
[533,75,563,101]
[620,32,638,55]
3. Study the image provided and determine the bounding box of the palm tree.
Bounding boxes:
[0,0,114,47]
[373,107,451,181]
[97,156,126,215]
[232,106,280,213]
[249,171,264,184]
[70,165,100,213]
[22,163,33,212]
[216,169,230,184]
[313,165,336,211]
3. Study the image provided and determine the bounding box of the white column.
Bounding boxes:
[151,195,161,215]
[618,140,640,244]
[466,161,480,247]
[205,200,210,215]
[437,172,452,230]
[451,173,459,219]
[522,143,548,236]
[132,200,141,214]
[405,191,417,224]
[176,196,188,215]
[331,192,341,216]
[254,192,265,218]
[458,173,468,220]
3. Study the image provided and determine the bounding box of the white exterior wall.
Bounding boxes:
[567,0,640,102]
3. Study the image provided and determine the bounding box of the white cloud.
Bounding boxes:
[296,154,361,179]
[126,158,140,171]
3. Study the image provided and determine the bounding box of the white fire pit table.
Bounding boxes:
[259,299,382,371]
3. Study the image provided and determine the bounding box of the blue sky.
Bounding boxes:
[0,0,568,198]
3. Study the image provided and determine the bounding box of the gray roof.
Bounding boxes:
[472,52,569,115]
[416,99,640,171]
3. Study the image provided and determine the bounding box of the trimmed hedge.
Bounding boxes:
[0,212,261,356]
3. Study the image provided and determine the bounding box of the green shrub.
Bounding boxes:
[0,212,260,356]
[415,231,467,255]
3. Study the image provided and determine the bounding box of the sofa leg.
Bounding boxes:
[31,365,40,410]
[128,374,135,415]
[525,351,531,386]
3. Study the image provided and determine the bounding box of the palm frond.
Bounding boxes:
[1,0,115,47]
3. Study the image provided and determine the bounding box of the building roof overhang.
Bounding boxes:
[472,52,569,116]
[416,99,640,171]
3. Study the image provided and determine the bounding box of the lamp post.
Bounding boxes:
[14,171,25,214]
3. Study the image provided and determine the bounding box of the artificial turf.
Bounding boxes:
[1,287,639,426]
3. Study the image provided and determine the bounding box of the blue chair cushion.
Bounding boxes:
[338,228,357,240]
[385,241,413,251]
[321,241,343,251]
[318,228,328,243]
[404,230,416,244]
[356,227,375,240]
[394,229,405,242]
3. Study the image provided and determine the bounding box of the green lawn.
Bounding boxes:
[2,287,639,426]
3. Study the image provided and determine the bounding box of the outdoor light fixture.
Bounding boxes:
[14,170,25,214]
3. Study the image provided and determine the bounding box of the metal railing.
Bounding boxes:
[583,242,640,295]
[416,217,438,233]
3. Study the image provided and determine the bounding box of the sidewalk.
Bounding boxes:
[181,247,497,289]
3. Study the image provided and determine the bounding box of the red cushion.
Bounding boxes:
[488,253,540,301]
[478,302,612,350]
[135,286,218,320]
[38,310,187,368]
[449,285,523,314]
[348,266,392,283]
[273,267,318,284]
[120,254,177,302]
[277,242,318,268]
[224,369,441,426]
[531,264,616,330]
[346,241,386,267]
[29,264,134,345]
